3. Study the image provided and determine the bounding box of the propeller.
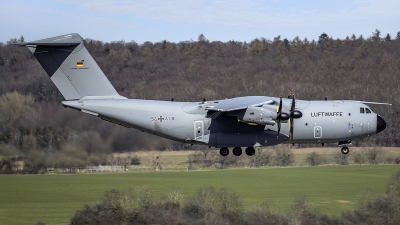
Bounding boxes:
[289,93,295,140]
[276,93,302,140]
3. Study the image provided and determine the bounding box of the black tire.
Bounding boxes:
[341,147,349,154]
[220,148,229,156]
[245,147,255,156]
[232,147,242,156]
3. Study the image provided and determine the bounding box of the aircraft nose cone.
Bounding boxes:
[377,115,386,134]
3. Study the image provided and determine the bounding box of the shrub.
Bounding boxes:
[130,155,141,165]
[333,152,349,165]
[355,188,372,212]
[364,146,384,164]
[351,150,366,164]
[249,148,273,167]
[272,146,294,166]
[306,152,327,166]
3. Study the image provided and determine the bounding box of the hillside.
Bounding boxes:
[0,30,399,171]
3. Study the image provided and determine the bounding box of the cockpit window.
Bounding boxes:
[366,108,371,114]
[360,107,365,113]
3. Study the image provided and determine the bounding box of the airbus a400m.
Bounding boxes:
[18,34,390,156]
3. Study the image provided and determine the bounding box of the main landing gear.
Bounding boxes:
[219,147,256,156]
[219,148,229,156]
[232,147,242,156]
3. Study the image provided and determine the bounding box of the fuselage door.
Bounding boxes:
[194,121,204,140]
[359,121,364,133]
[314,126,322,138]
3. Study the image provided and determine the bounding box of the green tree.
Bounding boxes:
[292,193,309,214]
[385,33,391,41]
[355,188,372,212]
[371,29,381,42]
[387,171,400,198]
[0,92,34,129]
[355,43,371,58]
[198,33,207,42]
[283,38,290,51]
[248,38,269,56]
[318,32,328,46]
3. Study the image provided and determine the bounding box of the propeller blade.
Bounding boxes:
[276,95,283,139]
[289,117,292,140]
[289,94,295,140]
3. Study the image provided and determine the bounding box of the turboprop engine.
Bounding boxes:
[237,106,289,125]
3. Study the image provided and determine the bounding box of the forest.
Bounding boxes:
[0,29,399,172]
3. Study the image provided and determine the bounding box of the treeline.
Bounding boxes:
[0,92,176,174]
[188,145,400,170]
[67,171,400,225]
[0,29,400,167]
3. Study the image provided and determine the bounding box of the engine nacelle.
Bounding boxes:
[238,106,276,125]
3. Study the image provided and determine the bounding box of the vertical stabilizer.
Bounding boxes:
[17,33,121,100]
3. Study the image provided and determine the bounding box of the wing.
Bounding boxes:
[206,96,274,112]
[353,101,392,106]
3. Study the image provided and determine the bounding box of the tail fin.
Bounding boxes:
[17,33,122,100]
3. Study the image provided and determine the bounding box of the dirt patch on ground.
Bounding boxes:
[336,200,355,204]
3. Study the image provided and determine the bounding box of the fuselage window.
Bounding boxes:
[360,107,365,113]
[366,108,371,113]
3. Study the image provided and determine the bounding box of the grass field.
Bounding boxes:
[1,164,400,225]
[116,147,400,170]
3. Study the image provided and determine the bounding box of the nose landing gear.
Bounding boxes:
[339,140,352,154]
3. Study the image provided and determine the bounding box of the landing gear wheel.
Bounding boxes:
[341,147,349,154]
[232,147,242,156]
[220,148,229,156]
[245,147,255,156]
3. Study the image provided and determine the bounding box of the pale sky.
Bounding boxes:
[1,0,399,44]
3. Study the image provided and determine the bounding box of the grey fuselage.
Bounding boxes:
[62,96,383,148]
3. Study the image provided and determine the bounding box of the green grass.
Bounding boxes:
[0,165,399,225]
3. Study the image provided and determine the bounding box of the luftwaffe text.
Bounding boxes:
[311,112,343,117]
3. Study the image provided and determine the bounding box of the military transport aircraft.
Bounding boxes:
[17,34,390,156]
